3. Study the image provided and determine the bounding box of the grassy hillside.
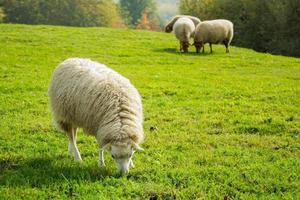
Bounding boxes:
[0,24,299,199]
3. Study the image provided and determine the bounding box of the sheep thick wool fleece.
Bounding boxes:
[173,17,195,42]
[48,58,144,147]
[194,19,234,45]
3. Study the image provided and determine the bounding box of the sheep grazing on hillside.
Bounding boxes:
[194,19,234,53]
[165,15,201,33]
[173,17,196,52]
[170,17,196,52]
[48,58,144,175]
[165,15,201,52]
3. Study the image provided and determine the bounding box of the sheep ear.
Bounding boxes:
[132,143,144,151]
[101,143,111,151]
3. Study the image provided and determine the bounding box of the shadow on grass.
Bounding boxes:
[153,48,213,57]
[0,156,112,187]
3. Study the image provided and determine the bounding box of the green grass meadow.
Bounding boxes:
[0,24,299,199]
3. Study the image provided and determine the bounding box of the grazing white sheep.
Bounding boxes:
[171,17,196,52]
[194,19,234,53]
[48,58,144,174]
[165,15,201,33]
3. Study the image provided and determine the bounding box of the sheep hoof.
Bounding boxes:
[130,162,135,168]
[74,156,82,162]
[98,160,105,167]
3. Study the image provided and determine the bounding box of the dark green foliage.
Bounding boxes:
[280,0,300,57]
[119,0,157,26]
[0,7,4,23]
[3,0,122,27]
[180,0,300,57]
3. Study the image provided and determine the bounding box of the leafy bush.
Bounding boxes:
[0,7,4,23]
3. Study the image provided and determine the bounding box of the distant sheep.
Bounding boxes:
[194,19,234,53]
[165,15,201,33]
[48,58,144,175]
[171,17,196,52]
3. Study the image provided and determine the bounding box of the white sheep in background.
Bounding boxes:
[194,19,234,53]
[170,17,196,52]
[165,15,201,53]
[48,58,144,175]
[165,15,201,33]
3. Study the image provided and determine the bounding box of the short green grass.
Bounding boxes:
[0,24,299,199]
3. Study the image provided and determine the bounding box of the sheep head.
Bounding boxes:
[181,41,190,53]
[194,41,203,53]
[165,25,173,33]
[102,141,143,175]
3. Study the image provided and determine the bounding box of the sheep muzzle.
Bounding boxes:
[182,41,190,53]
[194,41,203,53]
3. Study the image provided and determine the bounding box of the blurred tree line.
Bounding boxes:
[0,0,5,23]
[1,0,123,27]
[180,0,300,57]
[119,0,161,31]
[0,0,161,30]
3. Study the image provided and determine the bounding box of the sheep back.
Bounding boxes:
[48,58,144,147]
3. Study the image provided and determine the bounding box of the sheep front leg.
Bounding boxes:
[130,158,134,168]
[98,149,105,167]
[223,40,229,53]
[67,127,82,161]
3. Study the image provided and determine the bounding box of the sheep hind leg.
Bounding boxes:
[98,149,105,167]
[62,123,82,162]
[209,43,213,53]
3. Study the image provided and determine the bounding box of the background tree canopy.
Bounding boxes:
[180,0,300,57]
[2,0,123,27]
[119,0,157,26]
[1,0,161,29]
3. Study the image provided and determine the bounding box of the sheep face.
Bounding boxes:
[181,41,190,53]
[194,41,203,53]
[165,25,172,33]
[110,143,134,174]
